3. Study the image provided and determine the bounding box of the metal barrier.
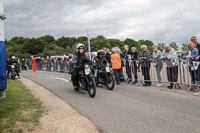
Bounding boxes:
[20,56,200,93]
[120,58,200,92]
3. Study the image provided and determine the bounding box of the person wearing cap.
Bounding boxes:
[71,43,92,89]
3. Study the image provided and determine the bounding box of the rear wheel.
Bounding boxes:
[87,77,96,98]
[106,74,115,90]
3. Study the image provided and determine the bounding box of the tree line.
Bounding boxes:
[5,35,186,58]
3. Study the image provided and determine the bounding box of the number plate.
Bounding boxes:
[85,68,90,75]
[106,67,110,72]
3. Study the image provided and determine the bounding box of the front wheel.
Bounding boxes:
[12,70,15,80]
[87,77,96,98]
[106,74,115,90]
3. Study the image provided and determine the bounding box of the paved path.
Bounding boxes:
[21,70,200,133]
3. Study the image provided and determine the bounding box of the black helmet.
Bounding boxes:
[97,50,104,56]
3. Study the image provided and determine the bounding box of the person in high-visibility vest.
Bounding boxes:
[31,56,36,72]
[111,47,122,85]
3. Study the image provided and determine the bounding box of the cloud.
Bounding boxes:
[3,0,200,45]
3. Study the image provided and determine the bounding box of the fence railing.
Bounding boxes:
[22,58,200,92]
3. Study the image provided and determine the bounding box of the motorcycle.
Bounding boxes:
[9,63,17,80]
[72,64,96,98]
[96,63,115,90]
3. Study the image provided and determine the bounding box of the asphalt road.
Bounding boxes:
[20,70,200,133]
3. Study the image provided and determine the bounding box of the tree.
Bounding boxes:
[56,36,76,49]
[144,40,154,53]
[169,42,178,51]
[157,42,165,51]
[107,39,122,50]
[39,35,55,44]
[23,38,44,55]
[124,38,138,50]
[181,44,188,52]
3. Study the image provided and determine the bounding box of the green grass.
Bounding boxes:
[0,79,44,133]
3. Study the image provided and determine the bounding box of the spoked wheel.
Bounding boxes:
[87,77,96,98]
[106,74,115,90]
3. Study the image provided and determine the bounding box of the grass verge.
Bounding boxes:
[0,79,44,133]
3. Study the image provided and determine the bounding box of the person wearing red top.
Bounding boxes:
[31,56,36,72]
[191,36,200,54]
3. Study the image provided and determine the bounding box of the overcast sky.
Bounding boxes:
[4,0,200,45]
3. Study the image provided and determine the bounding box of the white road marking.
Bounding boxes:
[55,77,69,83]
[37,76,55,79]
[35,76,69,83]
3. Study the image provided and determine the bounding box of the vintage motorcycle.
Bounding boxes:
[72,64,96,98]
[96,63,115,90]
[9,63,17,80]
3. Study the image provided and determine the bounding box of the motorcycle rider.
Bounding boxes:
[94,50,108,80]
[71,43,93,89]
[7,56,20,79]
[21,59,27,70]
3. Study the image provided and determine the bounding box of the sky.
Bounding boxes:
[3,0,200,45]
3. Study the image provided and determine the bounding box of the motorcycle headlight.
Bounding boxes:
[85,64,89,69]
[11,65,15,69]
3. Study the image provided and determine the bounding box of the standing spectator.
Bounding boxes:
[117,48,125,82]
[152,45,163,87]
[111,48,122,85]
[131,47,139,84]
[46,56,50,71]
[123,45,132,83]
[191,36,200,53]
[91,52,96,62]
[29,59,32,70]
[67,54,74,73]
[35,57,39,70]
[50,56,55,72]
[59,55,65,73]
[138,45,151,86]
[31,56,36,72]
[55,56,59,72]
[38,57,42,70]
[183,42,199,91]
[25,59,29,70]
[85,52,89,58]
[103,47,111,63]
[161,44,178,89]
